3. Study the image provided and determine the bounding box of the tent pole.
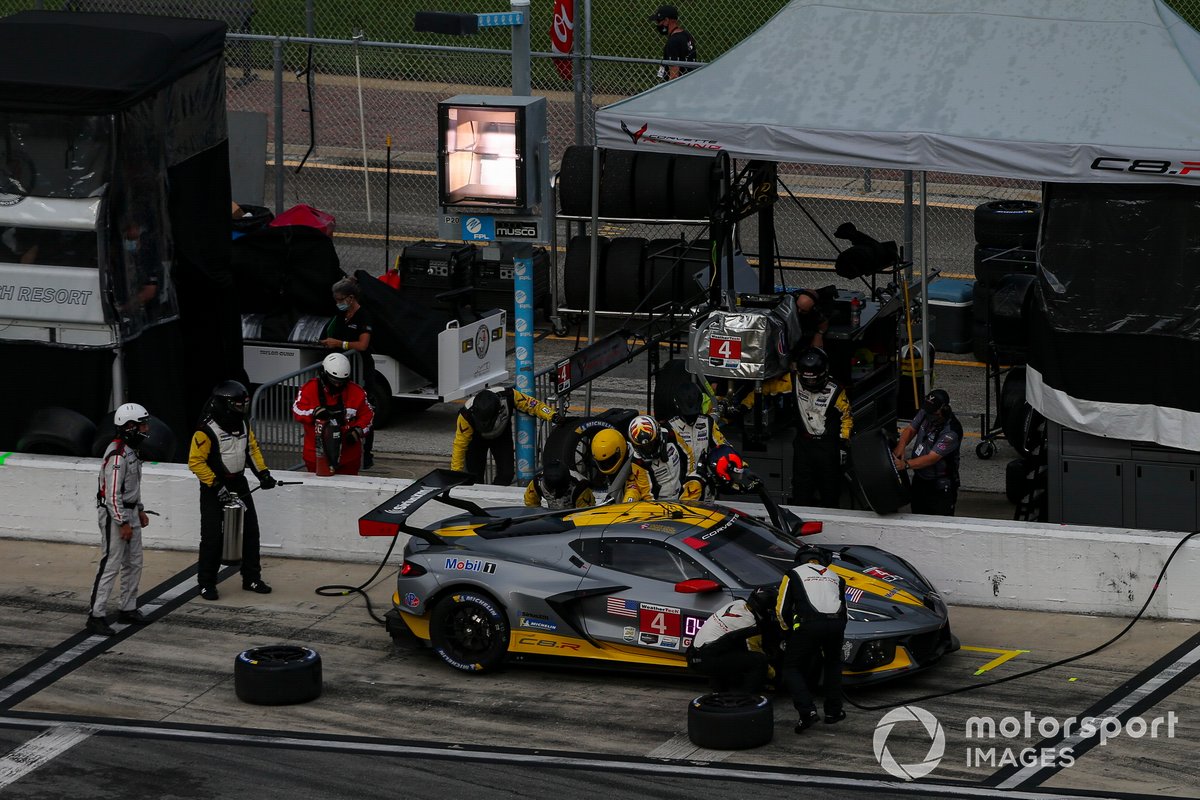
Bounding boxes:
[903,171,914,284]
[920,171,931,390]
[758,164,776,293]
[585,145,600,415]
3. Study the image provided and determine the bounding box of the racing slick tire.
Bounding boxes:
[599,148,636,218]
[234,645,323,705]
[564,235,610,311]
[633,152,674,220]
[558,145,594,216]
[687,693,773,750]
[848,428,911,515]
[429,590,510,674]
[973,200,1041,249]
[672,154,719,220]
[17,407,97,457]
[603,237,647,312]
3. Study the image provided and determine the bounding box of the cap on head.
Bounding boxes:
[649,4,679,21]
[923,388,951,416]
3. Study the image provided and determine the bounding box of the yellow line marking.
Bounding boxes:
[280,159,435,176]
[961,645,1031,676]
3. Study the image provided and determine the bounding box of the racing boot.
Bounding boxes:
[85,615,116,637]
[794,710,820,734]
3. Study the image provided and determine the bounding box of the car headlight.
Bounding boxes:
[852,639,896,670]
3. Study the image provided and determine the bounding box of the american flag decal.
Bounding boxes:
[846,587,864,604]
[606,597,638,618]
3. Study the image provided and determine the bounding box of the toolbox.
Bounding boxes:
[399,241,477,289]
[927,278,974,354]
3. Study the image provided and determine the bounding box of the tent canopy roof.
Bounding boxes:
[0,11,227,114]
[596,0,1200,183]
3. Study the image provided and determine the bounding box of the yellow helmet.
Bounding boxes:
[590,428,628,475]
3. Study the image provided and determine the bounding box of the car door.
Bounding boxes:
[573,534,733,658]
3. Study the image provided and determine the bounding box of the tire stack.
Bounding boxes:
[971,200,1040,363]
[558,146,720,313]
[1001,368,1049,521]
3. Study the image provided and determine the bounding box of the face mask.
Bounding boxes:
[336,301,350,312]
[657,23,669,35]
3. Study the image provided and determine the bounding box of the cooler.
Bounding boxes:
[927,278,974,354]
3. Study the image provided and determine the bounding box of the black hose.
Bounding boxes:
[845,528,1200,711]
[314,531,403,626]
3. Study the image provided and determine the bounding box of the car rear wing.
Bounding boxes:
[358,469,489,541]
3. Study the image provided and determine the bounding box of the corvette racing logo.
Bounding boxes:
[618,120,721,151]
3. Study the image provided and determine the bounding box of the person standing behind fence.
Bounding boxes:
[293,353,374,476]
[189,380,277,601]
[649,5,698,81]
[86,403,153,637]
[319,277,377,468]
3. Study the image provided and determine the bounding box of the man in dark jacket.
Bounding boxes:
[776,546,847,732]
[649,5,698,81]
[894,389,963,516]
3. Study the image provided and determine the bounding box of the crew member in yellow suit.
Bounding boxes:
[452,387,559,486]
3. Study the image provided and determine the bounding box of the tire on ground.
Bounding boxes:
[633,152,674,220]
[848,428,910,515]
[563,235,609,311]
[973,244,1036,285]
[671,154,718,220]
[973,200,1041,249]
[17,407,97,457]
[234,645,323,705]
[429,590,510,674]
[558,145,596,216]
[687,692,774,750]
[603,237,647,312]
[599,148,636,218]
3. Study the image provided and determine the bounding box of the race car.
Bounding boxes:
[361,469,958,684]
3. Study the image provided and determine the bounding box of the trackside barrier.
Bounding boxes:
[1,455,1199,620]
[250,362,324,471]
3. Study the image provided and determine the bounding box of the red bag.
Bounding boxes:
[269,204,336,237]
[378,271,401,290]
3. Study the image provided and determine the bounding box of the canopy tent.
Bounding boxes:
[596,0,1200,185]
[594,0,1200,451]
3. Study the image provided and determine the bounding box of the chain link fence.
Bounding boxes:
[3,0,1198,332]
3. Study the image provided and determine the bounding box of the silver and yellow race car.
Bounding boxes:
[362,470,958,684]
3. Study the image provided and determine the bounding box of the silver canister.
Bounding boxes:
[221,500,246,565]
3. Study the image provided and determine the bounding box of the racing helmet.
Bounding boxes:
[746,585,778,619]
[707,444,746,489]
[674,381,703,423]
[793,545,830,567]
[210,380,250,430]
[541,456,570,495]
[796,347,830,391]
[321,352,352,391]
[627,414,663,460]
[590,428,628,476]
[114,402,150,446]
[469,389,501,432]
[923,388,951,418]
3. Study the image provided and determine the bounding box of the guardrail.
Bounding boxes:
[249,361,324,471]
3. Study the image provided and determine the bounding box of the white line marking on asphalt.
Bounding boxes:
[0,716,1129,800]
[996,641,1200,790]
[0,725,94,790]
[646,733,731,762]
[0,577,196,706]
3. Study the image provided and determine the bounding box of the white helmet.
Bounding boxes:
[322,352,352,388]
[114,402,150,427]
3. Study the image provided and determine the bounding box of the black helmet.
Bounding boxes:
[793,545,829,567]
[923,389,951,418]
[674,381,702,421]
[470,389,501,432]
[796,347,829,391]
[542,456,569,495]
[746,585,778,619]
[210,380,249,430]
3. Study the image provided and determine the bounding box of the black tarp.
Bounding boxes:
[0,11,226,113]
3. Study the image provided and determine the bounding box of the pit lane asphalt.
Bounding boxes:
[1,538,1196,799]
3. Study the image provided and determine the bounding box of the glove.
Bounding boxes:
[550,412,565,427]
[313,406,330,421]
[344,428,362,445]
[216,485,234,504]
[839,447,848,467]
[259,472,277,491]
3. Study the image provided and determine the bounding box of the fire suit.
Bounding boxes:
[90,439,146,619]
[292,376,375,475]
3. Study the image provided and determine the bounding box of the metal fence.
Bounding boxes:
[249,360,320,470]
[3,0,1198,352]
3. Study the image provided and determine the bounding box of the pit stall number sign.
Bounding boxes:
[709,334,742,368]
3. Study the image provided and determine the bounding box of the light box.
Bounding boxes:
[437,95,546,212]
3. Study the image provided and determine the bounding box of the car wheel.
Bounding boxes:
[234,645,322,705]
[18,407,97,457]
[848,428,910,515]
[687,692,773,750]
[429,591,510,674]
[973,200,1040,249]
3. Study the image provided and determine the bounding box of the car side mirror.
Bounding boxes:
[791,520,823,537]
[675,578,722,594]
